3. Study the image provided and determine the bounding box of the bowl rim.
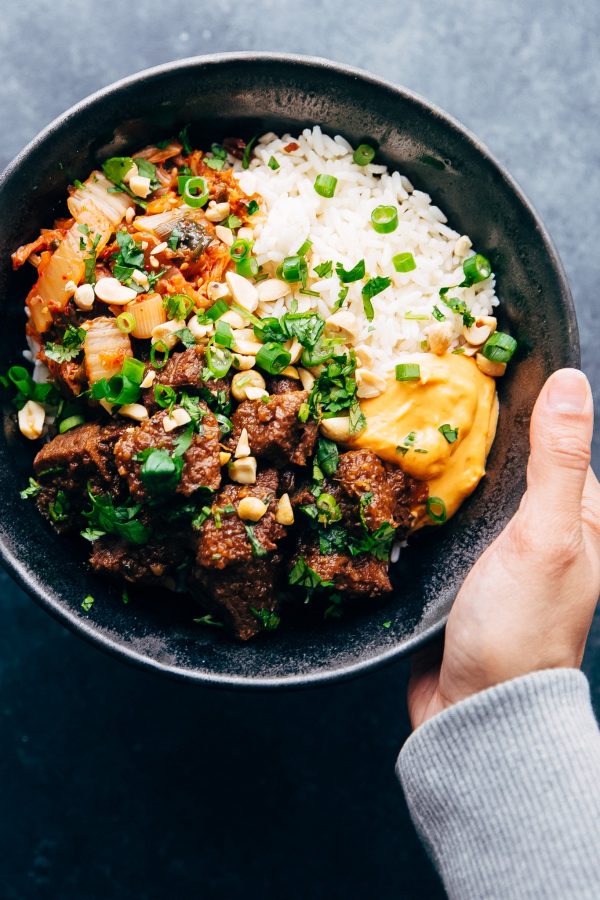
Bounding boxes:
[0,51,579,689]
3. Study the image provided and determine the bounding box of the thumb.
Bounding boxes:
[526,368,593,525]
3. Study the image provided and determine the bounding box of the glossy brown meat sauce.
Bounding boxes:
[33,348,428,639]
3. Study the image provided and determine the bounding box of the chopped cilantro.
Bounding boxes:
[44,325,86,364]
[82,232,101,284]
[167,228,181,251]
[174,327,196,349]
[20,477,42,500]
[48,491,70,523]
[154,384,177,410]
[247,199,260,215]
[313,260,333,278]
[193,613,224,627]
[136,447,183,497]
[336,259,365,283]
[441,295,475,328]
[172,424,194,458]
[308,351,366,435]
[316,437,339,476]
[82,486,150,545]
[439,423,459,444]
[114,230,145,269]
[349,522,396,561]
[81,595,95,612]
[361,276,391,321]
[251,607,281,630]
[333,285,349,312]
[289,557,333,602]
[244,524,267,558]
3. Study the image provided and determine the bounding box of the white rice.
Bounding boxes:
[233,126,499,377]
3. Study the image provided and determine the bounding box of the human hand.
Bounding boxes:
[408,368,600,729]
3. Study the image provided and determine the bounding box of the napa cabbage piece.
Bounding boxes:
[27,172,133,333]
[83,316,132,385]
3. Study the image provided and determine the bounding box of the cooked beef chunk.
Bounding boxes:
[267,375,302,394]
[143,346,230,411]
[384,462,429,532]
[90,534,189,590]
[44,356,87,398]
[334,449,427,533]
[33,422,126,533]
[114,407,221,501]
[189,555,282,641]
[292,538,392,599]
[195,468,284,569]
[191,468,286,639]
[34,422,124,494]
[228,391,317,467]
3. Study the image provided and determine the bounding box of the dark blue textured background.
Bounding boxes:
[1,3,599,897]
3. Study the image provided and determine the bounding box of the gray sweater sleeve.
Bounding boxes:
[397,669,600,900]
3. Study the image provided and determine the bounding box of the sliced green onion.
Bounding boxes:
[426,496,447,524]
[226,214,242,230]
[300,339,336,367]
[277,255,308,284]
[371,205,398,234]
[268,156,280,170]
[214,320,234,349]
[395,363,421,382]
[205,299,229,322]
[438,424,458,444]
[256,342,292,375]
[404,312,429,320]
[316,492,342,524]
[353,143,375,166]
[235,257,259,278]
[297,238,313,257]
[230,238,251,261]
[116,311,136,334]
[432,305,446,322]
[314,174,338,198]
[179,175,209,208]
[463,253,492,284]
[59,415,85,434]
[393,252,416,272]
[299,288,320,298]
[150,340,170,370]
[122,357,145,385]
[154,384,177,408]
[206,344,233,378]
[481,331,517,363]
[298,402,309,423]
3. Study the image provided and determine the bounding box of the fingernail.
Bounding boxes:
[546,369,589,413]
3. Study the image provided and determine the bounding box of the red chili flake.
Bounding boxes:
[284,142,300,152]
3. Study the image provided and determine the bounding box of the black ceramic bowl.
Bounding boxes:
[0,53,578,687]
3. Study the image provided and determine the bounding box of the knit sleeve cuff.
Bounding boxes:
[397,669,600,899]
